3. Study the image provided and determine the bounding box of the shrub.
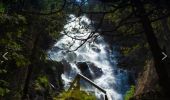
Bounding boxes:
[55,89,96,100]
[124,85,135,100]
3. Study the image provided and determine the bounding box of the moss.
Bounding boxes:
[55,89,96,100]
[124,85,135,100]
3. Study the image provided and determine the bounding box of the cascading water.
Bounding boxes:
[49,15,130,100]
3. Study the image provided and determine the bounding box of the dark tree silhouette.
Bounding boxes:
[131,0,170,98]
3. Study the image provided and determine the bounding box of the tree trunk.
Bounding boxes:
[131,0,170,98]
[21,29,41,100]
[21,64,34,99]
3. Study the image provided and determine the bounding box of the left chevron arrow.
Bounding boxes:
[3,52,8,60]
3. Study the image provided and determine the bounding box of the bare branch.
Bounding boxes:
[67,13,106,52]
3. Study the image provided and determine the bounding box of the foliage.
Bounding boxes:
[35,75,49,89]
[0,3,5,13]
[0,15,30,68]
[0,1,65,98]
[55,89,96,100]
[124,85,135,100]
[0,87,10,96]
[0,14,28,97]
[0,80,10,96]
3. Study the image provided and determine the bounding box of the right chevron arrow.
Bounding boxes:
[162,52,167,61]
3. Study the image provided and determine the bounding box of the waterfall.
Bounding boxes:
[49,15,130,100]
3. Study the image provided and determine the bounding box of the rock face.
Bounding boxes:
[88,62,103,78]
[76,62,93,79]
[76,62,103,80]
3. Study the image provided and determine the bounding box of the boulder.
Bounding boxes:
[76,62,104,79]
[88,62,103,78]
[76,62,93,79]
[65,52,77,62]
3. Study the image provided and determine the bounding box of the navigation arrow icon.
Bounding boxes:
[2,52,8,60]
[162,52,167,60]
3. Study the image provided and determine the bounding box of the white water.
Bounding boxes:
[49,15,129,100]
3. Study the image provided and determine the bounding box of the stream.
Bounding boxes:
[49,15,130,100]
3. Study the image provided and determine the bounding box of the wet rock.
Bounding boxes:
[76,62,92,79]
[76,62,103,79]
[51,46,61,52]
[92,47,101,53]
[61,59,72,74]
[65,52,77,62]
[91,44,101,53]
[77,55,86,62]
[88,62,103,78]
